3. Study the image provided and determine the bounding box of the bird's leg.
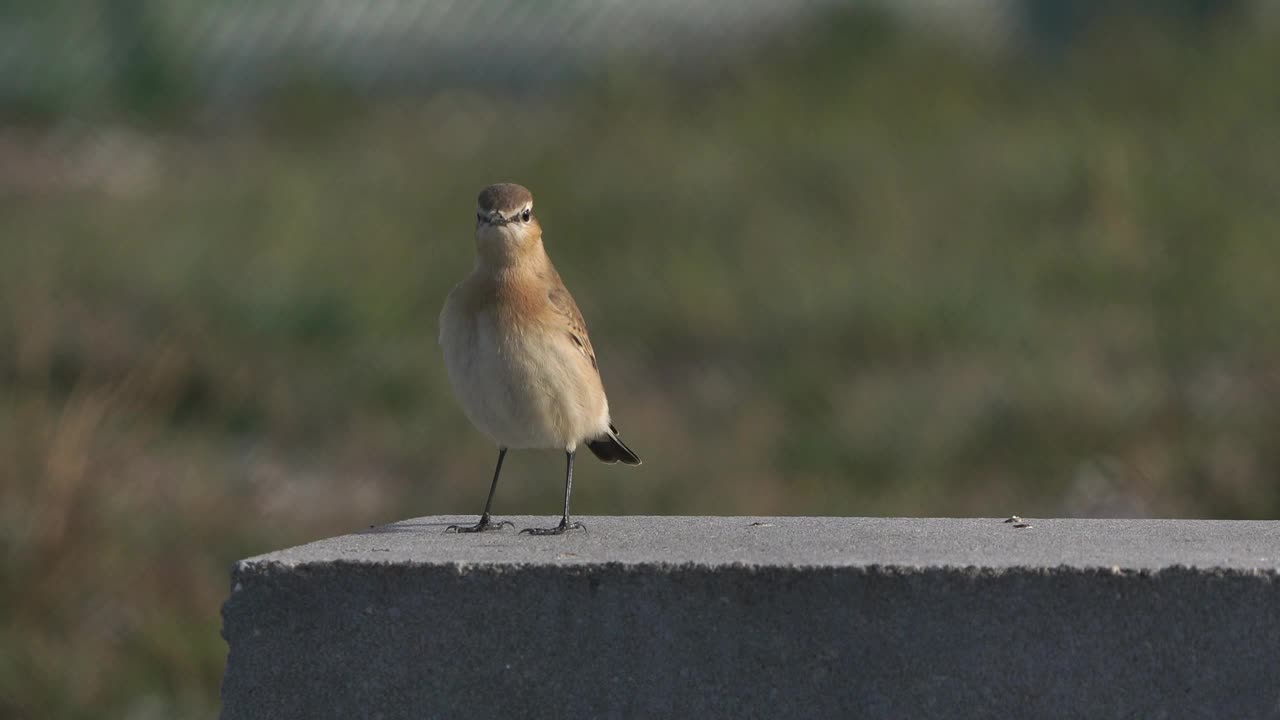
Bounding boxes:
[521,450,585,536]
[447,448,514,533]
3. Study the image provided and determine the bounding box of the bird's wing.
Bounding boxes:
[546,277,598,372]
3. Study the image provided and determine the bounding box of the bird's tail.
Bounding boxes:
[586,424,641,465]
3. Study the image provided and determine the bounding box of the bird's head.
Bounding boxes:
[474,182,542,266]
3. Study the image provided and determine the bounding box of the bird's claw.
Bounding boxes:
[520,520,586,536]
[445,517,513,533]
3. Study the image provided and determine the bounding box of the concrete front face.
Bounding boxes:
[219,517,1280,719]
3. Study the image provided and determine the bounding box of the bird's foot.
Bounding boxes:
[520,519,585,536]
[445,515,513,533]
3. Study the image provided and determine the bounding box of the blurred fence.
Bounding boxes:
[1,0,1260,118]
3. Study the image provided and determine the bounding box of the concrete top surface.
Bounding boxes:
[238,516,1280,573]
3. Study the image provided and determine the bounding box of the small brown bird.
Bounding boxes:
[439,183,640,535]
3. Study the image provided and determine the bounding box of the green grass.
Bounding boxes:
[4,10,1280,718]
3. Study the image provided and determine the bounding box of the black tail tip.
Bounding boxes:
[586,434,641,465]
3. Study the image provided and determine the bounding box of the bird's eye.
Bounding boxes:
[521,208,531,222]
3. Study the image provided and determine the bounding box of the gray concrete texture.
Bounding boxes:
[220,516,1280,719]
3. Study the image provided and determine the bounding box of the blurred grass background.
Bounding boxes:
[3,0,1280,717]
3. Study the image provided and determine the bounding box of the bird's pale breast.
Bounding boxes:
[440,274,609,450]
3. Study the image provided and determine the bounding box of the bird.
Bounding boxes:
[439,182,641,535]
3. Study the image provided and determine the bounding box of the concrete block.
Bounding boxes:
[220,516,1280,719]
